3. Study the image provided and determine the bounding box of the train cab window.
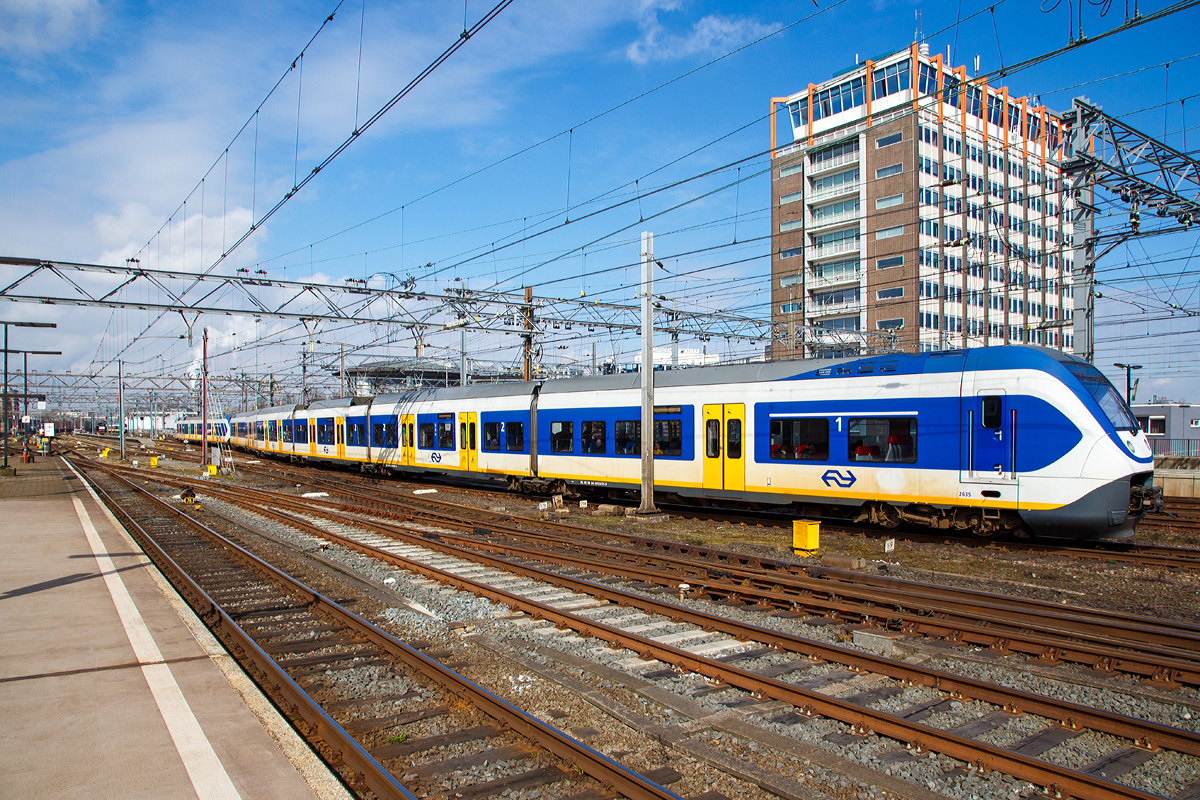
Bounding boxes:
[726,419,742,459]
[981,396,1002,429]
[769,418,830,460]
[615,421,640,454]
[706,420,721,458]
[582,421,606,454]
[848,417,916,463]
[437,421,454,450]
[654,420,683,456]
[550,421,574,453]
[483,422,502,451]
[506,422,524,452]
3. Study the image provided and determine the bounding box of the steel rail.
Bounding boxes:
[190,484,1177,800]
[98,459,1200,798]
[72,456,684,800]
[103,461,1200,687]
[73,465,420,800]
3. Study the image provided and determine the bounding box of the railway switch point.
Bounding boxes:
[820,553,868,570]
[792,519,820,555]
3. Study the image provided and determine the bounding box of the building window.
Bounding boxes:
[875,131,903,148]
[813,197,860,221]
[1137,416,1166,435]
[780,191,803,205]
[781,303,801,313]
[821,316,861,331]
[780,273,802,287]
[812,167,859,193]
[780,163,804,178]
[877,318,904,330]
[871,61,911,100]
[877,286,904,299]
[877,255,904,269]
[876,193,903,209]
[813,287,860,306]
[876,225,903,240]
[815,257,860,280]
[813,226,860,248]
[780,247,803,259]
[875,163,903,179]
[811,138,860,166]
[780,219,804,233]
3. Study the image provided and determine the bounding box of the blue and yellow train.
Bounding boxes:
[176,345,1161,540]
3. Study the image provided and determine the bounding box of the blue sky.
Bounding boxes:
[1,0,1198,406]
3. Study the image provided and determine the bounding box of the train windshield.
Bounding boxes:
[1064,362,1138,431]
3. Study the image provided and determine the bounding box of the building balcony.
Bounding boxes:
[807,150,860,176]
[808,238,861,260]
[808,299,864,318]
[808,208,863,231]
[809,268,862,291]
[808,180,861,204]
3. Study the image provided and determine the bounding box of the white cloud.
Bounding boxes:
[626,2,774,65]
[0,0,103,54]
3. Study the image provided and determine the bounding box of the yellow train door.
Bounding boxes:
[459,413,478,471]
[335,417,346,459]
[464,412,478,471]
[701,403,745,492]
[308,420,316,456]
[400,414,415,466]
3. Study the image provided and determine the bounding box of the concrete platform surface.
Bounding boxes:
[0,456,351,799]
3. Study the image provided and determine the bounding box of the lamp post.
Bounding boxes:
[2,320,56,471]
[1113,362,1142,406]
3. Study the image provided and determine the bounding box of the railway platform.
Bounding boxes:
[0,456,350,800]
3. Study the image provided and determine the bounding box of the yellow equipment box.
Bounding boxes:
[792,519,820,554]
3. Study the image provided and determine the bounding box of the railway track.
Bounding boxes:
[76,433,1200,572]
[83,454,1200,800]
[94,453,1200,688]
[70,455,683,800]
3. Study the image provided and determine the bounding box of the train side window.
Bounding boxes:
[769,418,830,461]
[981,396,1002,429]
[847,417,916,463]
[437,421,454,450]
[483,422,502,451]
[726,419,742,459]
[705,419,721,458]
[655,420,682,457]
[372,423,384,447]
[386,423,397,447]
[550,421,574,453]
[506,422,524,452]
[582,420,606,454]
[282,422,292,443]
[615,420,640,454]
[419,423,435,448]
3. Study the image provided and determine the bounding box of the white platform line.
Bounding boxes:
[67,469,242,800]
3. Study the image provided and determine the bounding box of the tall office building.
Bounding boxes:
[770,43,1076,358]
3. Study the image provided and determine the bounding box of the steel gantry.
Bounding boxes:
[0,256,896,362]
[1062,97,1200,363]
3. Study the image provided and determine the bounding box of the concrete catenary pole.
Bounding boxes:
[638,231,657,515]
[201,328,208,467]
[118,360,126,460]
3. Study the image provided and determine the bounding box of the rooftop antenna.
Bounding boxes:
[914,9,924,42]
